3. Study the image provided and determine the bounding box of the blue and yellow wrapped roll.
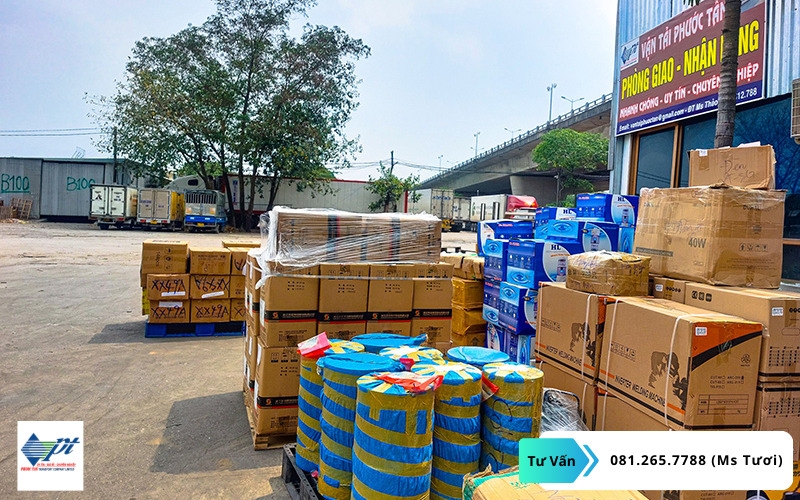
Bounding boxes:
[411,362,482,500]
[317,353,405,500]
[446,346,509,368]
[296,340,364,473]
[352,372,436,500]
[380,346,446,365]
[480,362,544,471]
[351,333,427,353]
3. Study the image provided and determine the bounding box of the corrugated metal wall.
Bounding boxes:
[39,161,112,217]
[0,158,43,218]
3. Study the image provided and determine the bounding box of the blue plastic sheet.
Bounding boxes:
[445,346,509,367]
[351,333,427,353]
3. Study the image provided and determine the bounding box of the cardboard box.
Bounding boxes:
[244,318,259,391]
[453,305,486,334]
[595,389,672,432]
[567,251,650,296]
[367,264,414,312]
[535,283,606,383]
[141,288,149,316]
[477,220,534,256]
[440,254,484,280]
[141,240,189,274]
[222,240,261,249]
[537,360,597,430]
[230,298,246,322]
[575,193,639,226]
[410,317,451,343]
[230,274,246,299]
[245,250,263,319]
[762,461,800,500]
[486,322,508,351]
[482,279,501,324]
[684,283,800,382]
[261,319,317,347]
[688,144,776,190]
[259,264,319,318]
[544,220,636,253]
[227,247,250,276]
[498,282,537,335]
[190,299,230,323]
[146,273,189,300]
[318,263,369,313]
[599,297,762,430]
[254,342,300,402]
[652,276,688,303]
[148,300,189,324]
[317,319,366,340]
[252,406,298,436]
[506,239,584,289]
[424,341,452,354]
[634,186,785,288]
[189,247,231,275]
[534,207,576,228]
[452,331,486,347]
[189,275,230,299]
[366,319,411,336]
[483,238,507,282]
[413,263,453,311]
[507,332,534,364]
[754,382,800,461]
[453,277,484,309]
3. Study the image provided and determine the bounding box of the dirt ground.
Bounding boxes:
[0,220,477,498]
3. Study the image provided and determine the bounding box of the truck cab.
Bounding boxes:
[184,189,226,232]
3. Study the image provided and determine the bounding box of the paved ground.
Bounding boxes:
[0,220,476,498]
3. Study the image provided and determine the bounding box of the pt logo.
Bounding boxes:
[21,434,80,466]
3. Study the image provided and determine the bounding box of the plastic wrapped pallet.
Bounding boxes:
[540,388,590,432]
[566,250,650,296]
[380,345,446,366]
[351,333,427,354]
[446,346,509,368]
[260,207,442,266]
[480,362,544,471]
[351,372,437,500]
[412,362,483,500]
[317,353,405,500]
[296,340,365,473]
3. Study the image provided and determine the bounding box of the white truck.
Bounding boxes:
[410,188,460,231]
[89,184,138,229]
[468,194,508,231]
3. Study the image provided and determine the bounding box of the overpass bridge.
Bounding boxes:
[417,93,613,206]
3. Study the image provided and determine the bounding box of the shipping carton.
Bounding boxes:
[190,299,230,323]
[148,300,189,324]
[189,247,232,275]
[146,274,189,300]
[652,276,688,303]
[566,251,650,296]
[452,331,486,347]
[440,253,484,280]
[317,319,366,341]
[245,250,263,319]
[634,186,785,288]
[317,263,369,313]
[483,238,507,282]
[230,274,246,299]
[262,319,317,347]
[259,264,319,316]
[482,279,501,324]
[141,240,189,274]
[544,220,636,253]
[599,297,762,430]
[595,390,672,432]
[365,319,411,336]
[453,306,486,334]
[367,264,414,312]
[222,240,261,249]
[141,288,149,316]
[253,342,300,435]
[227,247,249,275]
[684,283,800,382]
[537,360,597,430]
[754,382,800,461]
[413,263,453,310]
[252,406,298,436]
[498,282,537,335]
[410,317,451,343]
[189,275,230,299]
[477,220,534,256]
[535,283,606,383]
[244,318,258,391]
[230,298,246,322]
[506,239,584,289]
[575,193,639,226]
[688,144,776,190]
[452,277,484,309]
[486,322,508,351]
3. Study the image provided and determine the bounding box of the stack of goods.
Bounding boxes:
[413,263,455,352]
[380,346,446,366]
[480,362,544,472]
[351,372,437,500]
[296,339,364,474]
[227,246,249,322]
[317,353,405,500]
[451,258,486,348]
[141,240,190,322]
[446,346,509,368]
[242,248,263,398]
[412,362,482,500]
[439,253,483,281]
[188,247,232,323]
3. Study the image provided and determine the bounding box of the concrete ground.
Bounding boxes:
[0,220,477,498]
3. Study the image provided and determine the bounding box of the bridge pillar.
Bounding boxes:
[510,175,558,206]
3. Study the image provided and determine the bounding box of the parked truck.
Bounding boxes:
[410,188,460,231]
[137,188,185,230]
[469,194,507,231]
[89,184,139,229]
[184,189,226,232]
[453,197,472,231]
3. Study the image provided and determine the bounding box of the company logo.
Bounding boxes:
[620,38,639,70]
[18,421,83,491]
[21,434,80,467]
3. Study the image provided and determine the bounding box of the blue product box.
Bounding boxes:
[478,220,534,256]
[486,322,507,351]
[534,207,576,228]
[498,281,537,336]
[543,220,636,253]
[504,331,519,360]
[575,193,639,227]
[483,238,508,282]
[516,334,534,365]
[482,279,501,325]
[505,239,583,289]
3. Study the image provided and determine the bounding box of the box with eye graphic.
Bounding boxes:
[505,239,583,289]
[543,220,636,253]
[482,238,508,282]
[498,281,537,336]
[575,193,639,226]
[482,279,502,325]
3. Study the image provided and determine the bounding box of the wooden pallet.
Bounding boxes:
[281,443,323,500]
[243,397,295,451]
[10,198,32,219]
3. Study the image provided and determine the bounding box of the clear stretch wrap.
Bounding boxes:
[540,388,589,433]
[317,353,405,500]
[296,340,365,473]
[480,362,544,472]
[380,346,446,366]
[446,346,510,368]
[351,373,436,500]
[352,333,427,354]
[412,362,483,500]
[259,207,442,266]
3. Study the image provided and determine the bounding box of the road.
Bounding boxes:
[0,221,477,498]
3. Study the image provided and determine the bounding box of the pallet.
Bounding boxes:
[144,321,244,338]
[281,443,323,500]
[243,396,295,450]
[10,198,32,219]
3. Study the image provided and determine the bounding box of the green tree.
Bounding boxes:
[367,162,421,212]
[532,129,608,205]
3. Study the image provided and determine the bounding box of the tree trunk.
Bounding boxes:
[222,172,235,229]
[238,156,247,231]
[266,174,281,212]
[715,0,741,148]
[247,164,259,232]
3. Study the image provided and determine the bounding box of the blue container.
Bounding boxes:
[446,346,510,368]
[544,220,636,253]
[351,333,426,354]
[498,282,537,336]
[482,279,501,325]
[483,238,508,282]
[477,220,534,256]
[516,334,534,365]
[575,193,639,226]
[486,322,507,351]
[505,239,583,289]
[533,207,576,228]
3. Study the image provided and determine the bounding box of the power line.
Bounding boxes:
[0,127,100,133]
[0,131,100,137]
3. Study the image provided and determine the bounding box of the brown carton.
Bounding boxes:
[411,317,452,344]
[317,320,366,341]
[254,342,300,402]
[244,318,258,391]
[754,382,800,461]
[684,283,800,382]
[261,319,317,347]
[537,360,597,430]
[413,263,454,308]
[535,283,606,383]
[227,247,250,275]
[230,299,246,322]
[148,300,189,324]
[365,319,411,336]
[190,299,230,323]
[222,240,261,249]
[367,264,414,312]
[259,263,319,317]
[189,247,232,275]
[451,331,486,347]
[762,461,800,500]
[633,186,785,288]
[146,273,189,300]
[599,297,762,430]
[141,240,189,274]
[141,288,149,316]
[230,274,246,299]
[245,250,263,319]
[595,390,672,432]
[189,275,230,299]
[652,276,688,303]
[252,406,298,436]
[566,251,650,296]
[688,144,776,190]
[318,263,369,313]
[441,253,484,280]
[452,306,485,335]
[452,277,484,309]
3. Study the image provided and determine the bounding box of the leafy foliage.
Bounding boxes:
[367,162,421,212]
[532,129,608,204]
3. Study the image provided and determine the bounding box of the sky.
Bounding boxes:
[0,0,618,182]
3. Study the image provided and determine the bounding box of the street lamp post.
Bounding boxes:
[438,155,443,168]
[561,95,585,112]
[473,132,480,158]
[547,83,557,123]
[504,127,522,140]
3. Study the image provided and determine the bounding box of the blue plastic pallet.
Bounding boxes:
[145,321,245,338]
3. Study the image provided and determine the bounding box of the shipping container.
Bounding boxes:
[409,188,458,230]
[184,189,226,232]
[0,158,42,218]
[137,189,185,230]
[89,184,138,229]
